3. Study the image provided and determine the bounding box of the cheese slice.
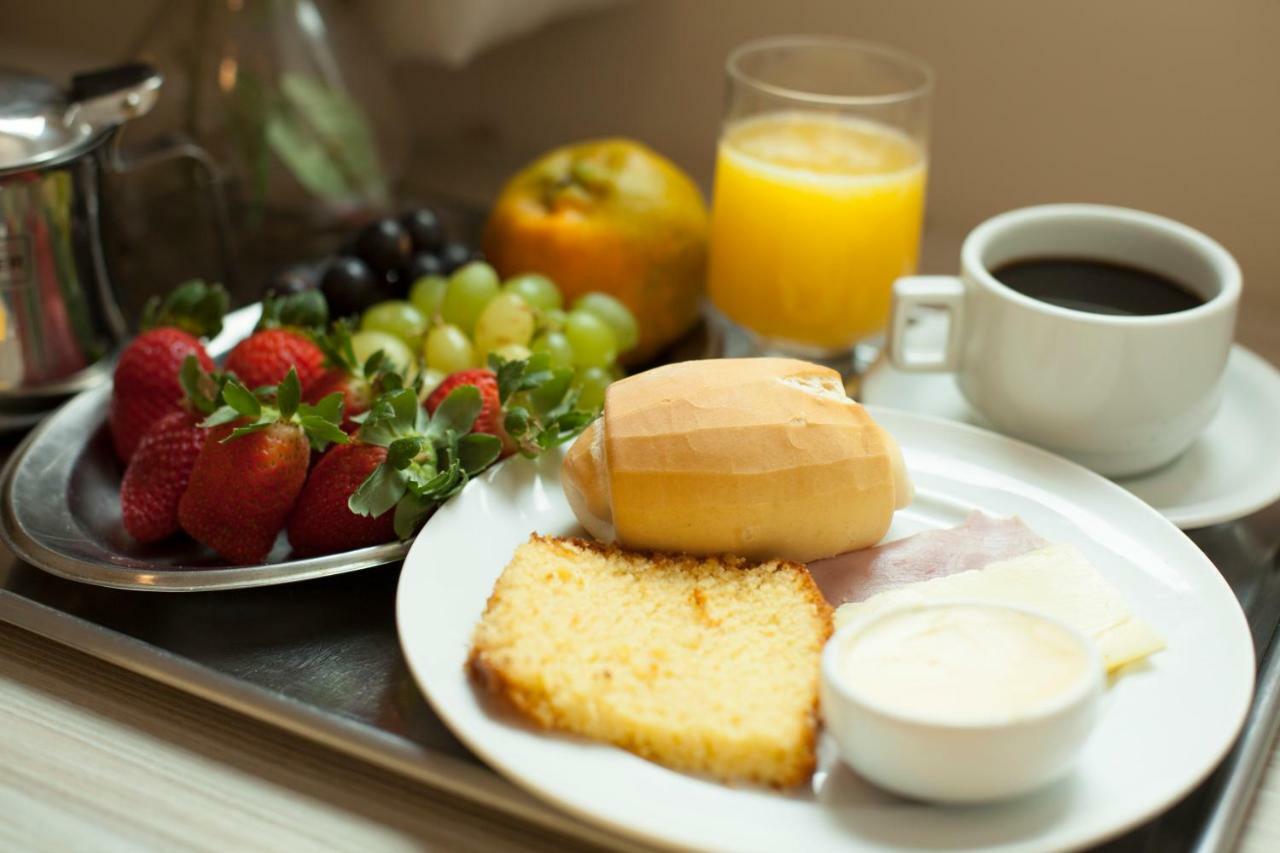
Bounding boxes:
[833,544,1165,673]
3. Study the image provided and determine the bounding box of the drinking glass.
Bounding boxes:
[707,36,933,371]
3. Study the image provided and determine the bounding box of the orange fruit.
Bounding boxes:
[483,139,708,364]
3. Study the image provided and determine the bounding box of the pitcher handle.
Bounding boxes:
[106,131,239,294]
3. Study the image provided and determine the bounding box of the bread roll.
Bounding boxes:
[562,358,912,562]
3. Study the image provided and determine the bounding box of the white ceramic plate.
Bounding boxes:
[863,313,1280,528]
[397,408,1254,852]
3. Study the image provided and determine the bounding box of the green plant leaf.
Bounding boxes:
[223,416,274,442]
[427,385,481,440]
[299,392,344,426]
[527,369,574,416]
[458,433,502,474]
[298,416,349,451]
[222,379,262,418]
[276,368,301,418]
[386,436,425,469]
[393,492,434,540]
[349,463,407,518]
[202,405,242,429]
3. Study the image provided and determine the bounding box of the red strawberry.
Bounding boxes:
[177,369,348,564]
[224,291,328,391]
[225,328,324,390]
[425,369,512,453]
[286,443,397,555]
[120,410,206,543]
[304,368,373,432]
[302,321,387,432]
[109,280,226,462]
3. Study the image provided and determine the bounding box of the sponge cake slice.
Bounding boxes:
[469,535,833,787]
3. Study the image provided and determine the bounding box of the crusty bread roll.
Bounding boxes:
[562,358,912,562]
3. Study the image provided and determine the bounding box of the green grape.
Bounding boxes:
[563,309,617,368]
[539,307,568,332]
[350,330,416,377]
[360,300,429,350]
[502,273,563,311]
[409,275,448,320]
[531,331,574,369]
[490,343,532,363]
[574,366,612,412]
[416,367,445,401]
[474,292,535,354]
[573,292,638,353]
[441,261,500,335]
[424,324,475,374]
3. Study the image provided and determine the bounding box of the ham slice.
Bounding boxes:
[807,512,1047,607]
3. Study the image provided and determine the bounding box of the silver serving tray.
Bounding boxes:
[0,304,411,592]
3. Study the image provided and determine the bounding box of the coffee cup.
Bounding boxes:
[887,204,1240,477]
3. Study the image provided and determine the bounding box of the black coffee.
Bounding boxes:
[991,257,1204,316]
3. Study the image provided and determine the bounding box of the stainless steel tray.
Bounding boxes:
[3,299,1279,849]
[0,304,409,592]
[1,449,1277,851]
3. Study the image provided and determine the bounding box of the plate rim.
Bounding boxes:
[862,332,1280,530]
[396,407,1255,852]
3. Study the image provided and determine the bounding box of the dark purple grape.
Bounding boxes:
[264,265,316,297]
[401,208,445,254]
[352,218,412,276]
[383,268,408,298]
[439,241,477,274]
[321,255,387,317]
[402,252,444,284]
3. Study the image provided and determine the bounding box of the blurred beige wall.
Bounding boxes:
[390,0,1280,355]
[6,0,1278,354]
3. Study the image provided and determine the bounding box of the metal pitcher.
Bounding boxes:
[0,63,231,430]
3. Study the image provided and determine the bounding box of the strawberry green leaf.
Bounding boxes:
[493,356,527,402]
[426,385,481,440]
[259,290,328,332]
[143,279,228,338]
[458,433,501,474]
[276,368,301,419]
[202,406,242,429]
[362,348,386,377]
[179,355,225,415]
[503,406,530,437]
[386,436,426,469]
[393,492,434,540]
[221,379,262,418]
[223,417,273,442]
[527,369,574,416]
[298,415,349,451]
[349,463,407,518]
[298,392,343,426]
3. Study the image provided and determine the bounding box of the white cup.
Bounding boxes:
[888,204,1240,477]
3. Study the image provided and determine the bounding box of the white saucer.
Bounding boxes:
[862,315,1280,529]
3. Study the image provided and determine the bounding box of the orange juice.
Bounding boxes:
[708,112,926,350]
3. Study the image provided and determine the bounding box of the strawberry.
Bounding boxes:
[109,280,226,462]
[224,291,327,391]
[120,411,206,543]
[425,369,510,452]
[119,358,226,543]
[286,443,397,555]
[178,369,348,564]
[303,321,400,432]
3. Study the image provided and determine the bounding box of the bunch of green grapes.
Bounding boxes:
[350,261,638,410]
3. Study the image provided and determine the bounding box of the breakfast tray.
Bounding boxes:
[1,424,1278,853]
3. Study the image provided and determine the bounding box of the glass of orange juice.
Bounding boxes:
[708,36,933,367]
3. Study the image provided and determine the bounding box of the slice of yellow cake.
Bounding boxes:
[469,535,833,787]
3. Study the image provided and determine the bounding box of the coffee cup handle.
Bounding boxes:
[888,276,966,372]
